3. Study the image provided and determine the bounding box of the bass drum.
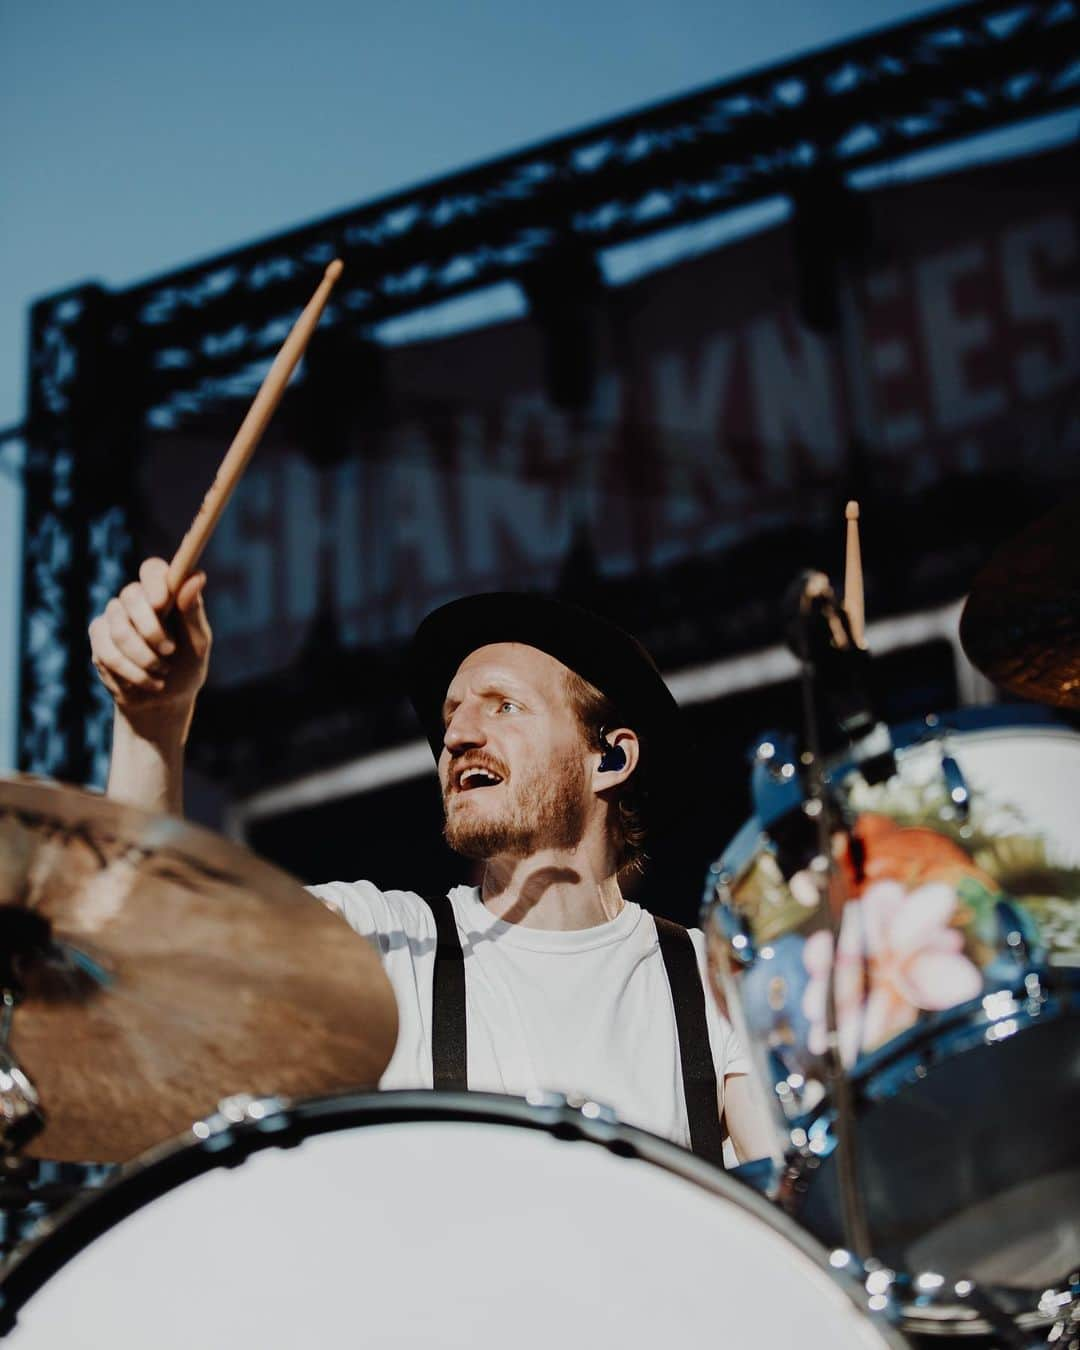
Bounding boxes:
[0,1091,903,1349]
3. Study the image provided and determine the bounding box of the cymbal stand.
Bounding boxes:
[791,577,872,1262]
[0,912,46,1155]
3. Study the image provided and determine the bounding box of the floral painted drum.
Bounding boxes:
[704,706,1080,1304]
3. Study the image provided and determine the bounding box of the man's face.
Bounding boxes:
[439,643,591,861]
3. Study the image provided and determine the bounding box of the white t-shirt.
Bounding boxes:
[310,880,749,1155]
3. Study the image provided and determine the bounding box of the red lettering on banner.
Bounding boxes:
[1001,213,1080,400]
[915,241,1007,435]
[147,153,1077,685]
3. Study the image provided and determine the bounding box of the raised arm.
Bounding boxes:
[88,557,212,815]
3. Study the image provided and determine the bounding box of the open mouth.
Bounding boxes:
[453,765,505,792]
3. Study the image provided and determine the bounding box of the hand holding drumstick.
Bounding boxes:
[89,560,212,735]
[89,261,344,815]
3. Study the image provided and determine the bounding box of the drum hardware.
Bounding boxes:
[748,732,833,883]
[557,1093,620,1125]
[708,871,756,967]
[0,1047,40,1158]
[993,900,1041,972]
[939,753,970,822]
[179,1087,625,1163]
[848,722,897,789]
[0,1160,116,1269]
[775,968,1064,1167]
[751,732,801,811]
[846,1260,1079,1345]
[188,1093,294,1155]
[0,906,118,1157]
[786,566,876,1260]
[0,913,47,1158]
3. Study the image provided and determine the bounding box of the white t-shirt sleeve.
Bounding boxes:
[307,878,384,942]
[307,881,440,1090]
[689,928,751,1079]
[306,879,439,970]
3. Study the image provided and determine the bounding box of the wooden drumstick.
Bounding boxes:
[843,500,867,649]
[166,259,344,597]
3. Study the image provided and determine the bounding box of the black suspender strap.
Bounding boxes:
[653,916,726,1167]
[424,895,724,1158]
[424,893,468,1091]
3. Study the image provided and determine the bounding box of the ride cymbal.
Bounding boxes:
[0,777,397,1163]
[960,494,1080,709]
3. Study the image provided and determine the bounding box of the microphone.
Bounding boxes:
[784,570,894,785]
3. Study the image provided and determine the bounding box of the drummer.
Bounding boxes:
[90,560,774,1165]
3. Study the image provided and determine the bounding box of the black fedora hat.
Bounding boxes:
[406,592,680,821]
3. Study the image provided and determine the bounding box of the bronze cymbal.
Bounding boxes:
[960,494,1080,709]
[0,777,397,1163]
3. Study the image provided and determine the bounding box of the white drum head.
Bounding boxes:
[4,1098,897,1349]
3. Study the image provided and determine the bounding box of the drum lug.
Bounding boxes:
[825,1249,903,1323]
[861,1260,902,1321]
[562,1094,619,1125]
[896,1273,1069,1345]
[525,1090,621,1142]
[524,1088,569,1111]
[749,733,803,827]
[939,752,970,821]
[992,899,1045,972]
[191,1094,290,1159]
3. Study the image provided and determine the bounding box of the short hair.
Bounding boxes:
[563,668,648,871]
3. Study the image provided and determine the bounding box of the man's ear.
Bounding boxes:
[591,727,639,793]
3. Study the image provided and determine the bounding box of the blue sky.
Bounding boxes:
[1,0,953,429]
[0,0,1057,767]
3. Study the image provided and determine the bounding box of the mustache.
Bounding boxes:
[443,752,510,798]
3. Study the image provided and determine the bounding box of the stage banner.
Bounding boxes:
[134,145,1079,785]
